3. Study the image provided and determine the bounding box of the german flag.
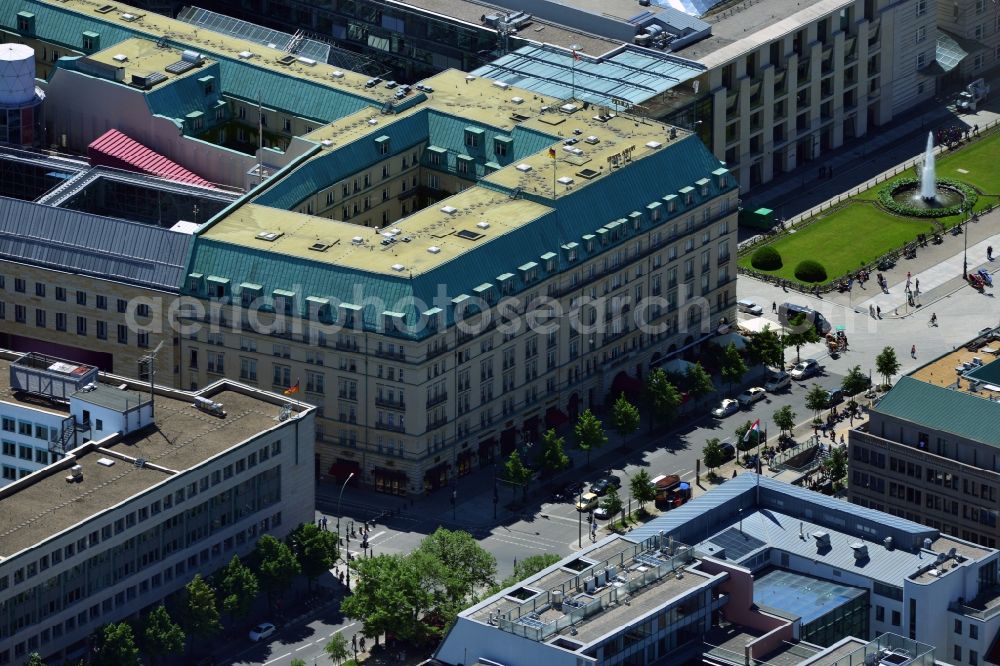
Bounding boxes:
[284,379,300,396]
[548,147,557,159]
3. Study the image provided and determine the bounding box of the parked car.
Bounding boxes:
[712,398,740,418]
[737,386,767,407]
[575,492,599,512]
[737,299,764,316]
[593,505,613,520]
[590,474,621,496]
[791,359,820,380]
[249,622,276,642]
[778,303,832,335]
[826,388,845,405]
[764,369,791,392]
[720,440,736,459]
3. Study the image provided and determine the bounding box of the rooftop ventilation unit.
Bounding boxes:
[194,396,226,417]
[851,543,869,560]
[320,139,333,147]
[66,464,83,482]
[516,163,532,172]
[255,231,283,242]
[493,80,509,90]
[884,536,894,550]
[391,263,405,272]
[646,140,663,149]
[297,57,316,66]
[551,589,563,608]
[511,96,524,104]
[331,70,344,78]
[427,246,441,254]
[97,457,115,467]
[813,531,831,548]
[440,205,458,215]
[560,103,579,114]
[351,236,364,245]
[924,538,933,549]
[585,135,599,144]
[557,176,575,185]
[238,51,254,59]
[120,12,138,20]
[112,54,128,62]
[181,50,203,63]
[584,576,596,594]
[309,242,331,252]
[477,221,490,229]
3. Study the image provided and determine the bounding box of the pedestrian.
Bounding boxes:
[869,304,875,318]
[975,124,979,135]
[911,344,917,358]
[772,301,777,313]
[988,246,994,261]
[915,277,920,293]
[840,434,845,446]
[876,305,881,318]
[732,469,738,478]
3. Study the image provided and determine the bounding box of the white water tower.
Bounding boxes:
[0,43,45,146]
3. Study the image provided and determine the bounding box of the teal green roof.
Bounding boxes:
[0,0,375,124]
[875,376,1000,446]
[188,135,735,337]
[145,62,223,124]
[254,110,428,210]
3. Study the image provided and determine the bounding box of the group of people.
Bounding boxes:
[936,124,979,149]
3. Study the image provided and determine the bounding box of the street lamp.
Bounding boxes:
[962,208,970,280]
[578,488,583,548]
[336,472,355,536]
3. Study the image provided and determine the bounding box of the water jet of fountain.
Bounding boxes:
[921,132,936,202]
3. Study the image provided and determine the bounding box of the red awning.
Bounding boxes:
[328,460,361,481]
[87,129,216,188]
[545,407,569,428]
[611,373,644,398]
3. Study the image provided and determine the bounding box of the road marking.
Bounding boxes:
[367,530,386,541]
[541,513,581,525]
[681,470,695,480]
[295,645,309,651]
[331,622,356,636]
[264,652,291,665]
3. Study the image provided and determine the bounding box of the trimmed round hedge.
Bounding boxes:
[794,260,828,283]
[877,177,978,218]
[751,245,783,270]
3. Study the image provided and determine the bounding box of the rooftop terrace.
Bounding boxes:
[0,351,307,559]
[85,37,215,87]
[466,535,714,648]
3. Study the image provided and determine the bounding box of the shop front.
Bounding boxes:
[477,438,496,466]
[424,462,450,492]
[456,450,475,477]
[373,468,408,495]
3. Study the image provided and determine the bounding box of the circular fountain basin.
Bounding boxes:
[890,183,965,210]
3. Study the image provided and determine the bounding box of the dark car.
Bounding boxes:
[720,440,736,460]
[590,474,622,496]
[827,388,845,405]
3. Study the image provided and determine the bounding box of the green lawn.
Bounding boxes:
[743,129,1000,283]
[738,203,936,283]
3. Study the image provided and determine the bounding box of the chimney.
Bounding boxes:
[851,543,869,561]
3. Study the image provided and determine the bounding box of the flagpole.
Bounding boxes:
[570,44,580,101]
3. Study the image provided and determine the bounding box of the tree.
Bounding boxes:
[218,554,259,625]
[574,409,607,467]
[747,325,784,369]
[772,405,796,437]
[875,346,901,388]
[719,342,748,394]
[256,534,301,612]
[25,654,46,666]
[142,605,185,665]
[702,438,726,472]
[805,384,830,421]
[783,312,820,363]
[841,365,870,405]
[182,574,221,642]
[415,528,496,607]
[91,622,142,666]
[629,469,656,510]
[503,449,532,500]
[644,368,681,432]
[289,522,340,592]
[292,659,307,666]
[610,392,641,443]
[325,632,350,665]
[539,428,570,473]
[341,554,434,645]
[823,445,848,484]
[601,487,623,523]
[685,362,716,406]
[492,554,562,593]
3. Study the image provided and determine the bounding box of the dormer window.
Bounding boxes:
[464,127,484,149]
[696,178,710,197]
[375,135,390,155]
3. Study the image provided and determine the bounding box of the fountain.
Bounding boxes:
[884,131,967,213]
[921,132,936,202]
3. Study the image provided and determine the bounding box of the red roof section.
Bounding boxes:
[87,129,215,188]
